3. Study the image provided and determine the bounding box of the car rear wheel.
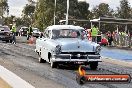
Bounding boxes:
[5,40,9,43]
[10,40,12,43]
[39,57,46,63]
[90,62,98,70]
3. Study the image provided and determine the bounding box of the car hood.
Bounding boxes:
[54,38,99,52]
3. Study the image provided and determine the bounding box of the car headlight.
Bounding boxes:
[95,46,101,54]
[55,45,61,54]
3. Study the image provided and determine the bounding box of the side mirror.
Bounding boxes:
[39,33,43,38]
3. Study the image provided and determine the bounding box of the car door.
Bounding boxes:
[41,30,51,62]
[36,36,44,53]
[36,29,48,53]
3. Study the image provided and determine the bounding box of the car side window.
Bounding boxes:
[43,30,48,38]
[43,30,51,39]
[48,30,51,39]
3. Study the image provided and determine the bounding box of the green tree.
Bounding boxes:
[22,4,35,26]
[116,0,131,19]
[55,0,89,20]
[0,0,9,17]
[92,3,114,18]
[75,1,89,19]
[27,0,36,4]
[34,0,90,30]
[4,15,13,26]
[34,0,54,30]
[23,4,35,17]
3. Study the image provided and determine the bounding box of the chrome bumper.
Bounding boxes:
[52,54,101,62]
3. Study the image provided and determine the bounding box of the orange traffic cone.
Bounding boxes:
[27,37,34,44]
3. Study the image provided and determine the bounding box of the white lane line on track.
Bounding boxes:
[0,65,35,88]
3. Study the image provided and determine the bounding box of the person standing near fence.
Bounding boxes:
[114,30,119,46]
[91,25,98,43]
[107,31,113,46]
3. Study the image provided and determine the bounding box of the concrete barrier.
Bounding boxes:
[0,65,35,88]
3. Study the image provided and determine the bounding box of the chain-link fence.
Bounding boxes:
[103,34,132,48]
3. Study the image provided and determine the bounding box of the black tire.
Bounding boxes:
[51,61,57,68]
[36,36,39,38]
[5,40,9,43]
[50,56,57,68]
[37,52,39,55]
[39,57,46,63]
[90,62,98,70]
[10,40,12,43]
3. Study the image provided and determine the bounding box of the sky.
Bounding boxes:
[8,0,132,17]
[8,0,28,17]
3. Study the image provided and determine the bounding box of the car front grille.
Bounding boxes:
[59,52,100,59]
[61,52,96,55]
[60,52,89,59]
[71,55,87,59]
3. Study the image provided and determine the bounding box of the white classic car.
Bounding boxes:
[35,25,101,69]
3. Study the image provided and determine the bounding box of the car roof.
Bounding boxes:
[47,25,84,30]
[21,27,28,28]
[32,28,39,29]
[0,25,9,28]
[2,25,9,27]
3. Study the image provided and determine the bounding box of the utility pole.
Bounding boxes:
[54,0,56,25]
[66,0,69,25]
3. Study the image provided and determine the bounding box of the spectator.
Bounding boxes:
[107,31,113,46]
[27,25,33,40]
[11,24,16,44]
[91,25,98,42]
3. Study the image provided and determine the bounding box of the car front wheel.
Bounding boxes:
[50,56,57,68]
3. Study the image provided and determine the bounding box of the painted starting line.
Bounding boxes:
[0,65,35,88]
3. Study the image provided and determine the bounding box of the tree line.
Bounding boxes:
[1,0,132,33]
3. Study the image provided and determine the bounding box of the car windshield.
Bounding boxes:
[22,28,28,31]
[52,29,81,39]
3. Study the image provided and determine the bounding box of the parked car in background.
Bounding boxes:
[32,28,41,38]
[0,25,13,43]
[35,25,101,70]
[19,27,28,36]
